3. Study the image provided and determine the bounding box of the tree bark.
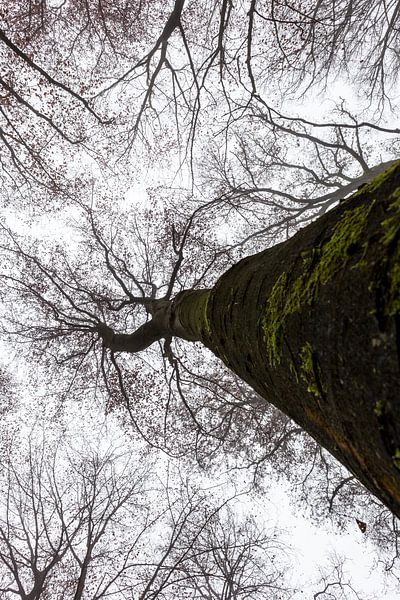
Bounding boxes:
[175,161,400,517]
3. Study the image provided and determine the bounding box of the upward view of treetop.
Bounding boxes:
[2,0,399,204]
[0,1,400,596]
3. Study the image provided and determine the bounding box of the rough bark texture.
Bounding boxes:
[176,162,400,517]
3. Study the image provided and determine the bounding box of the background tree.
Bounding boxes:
[311,554,369,600]
[169,506,289,599]
[0,431,292,599]
[0,434,152,598]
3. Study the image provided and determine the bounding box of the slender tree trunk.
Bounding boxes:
[175,162,400,516]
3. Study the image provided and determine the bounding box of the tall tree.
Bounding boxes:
[96,161,400,517]
[2,162,399,515]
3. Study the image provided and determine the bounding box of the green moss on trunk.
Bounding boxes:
[262,201,375,366]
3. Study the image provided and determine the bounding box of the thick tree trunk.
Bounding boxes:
[175,162,400,517]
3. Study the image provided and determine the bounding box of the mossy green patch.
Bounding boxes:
[262,271,287,367]
[374,400,384,417]
[381,189,400,246]
[379,188,400,316]
[300,342,313,374]
[385,256,400,316]
[262,202,374,366]
[300,250,312,267]
[299,342,327,399]
[393,448,400,470]
[351,162,400,199]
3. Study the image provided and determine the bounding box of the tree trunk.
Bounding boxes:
[175,162,400,517]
